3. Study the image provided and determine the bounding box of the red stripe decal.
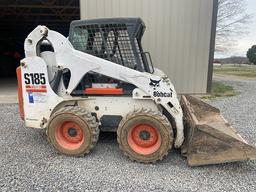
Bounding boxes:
[26,89,47,93]
[26,85,47,89]
[84,88,124,95]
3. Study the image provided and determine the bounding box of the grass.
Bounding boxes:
[214,64,256,78]
[201,81,236,100]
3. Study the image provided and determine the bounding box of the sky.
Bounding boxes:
[215,0,256,58]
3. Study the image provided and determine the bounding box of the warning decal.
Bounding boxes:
[26,85,47,93]
[27,92,47,103]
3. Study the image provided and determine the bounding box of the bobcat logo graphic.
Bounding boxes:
[149,78,161,87]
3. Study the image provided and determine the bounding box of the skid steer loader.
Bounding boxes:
[16,18,256,166]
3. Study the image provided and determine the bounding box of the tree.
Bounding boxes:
[216,0,251,53]
[247,45,256,65]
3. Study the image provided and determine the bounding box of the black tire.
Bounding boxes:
[117,108,173,163]
[47,106,99,156]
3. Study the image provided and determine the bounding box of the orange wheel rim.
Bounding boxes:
[127,124,161,155]
[55,121,84,150]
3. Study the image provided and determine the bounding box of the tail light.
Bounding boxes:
[16,67,24,120]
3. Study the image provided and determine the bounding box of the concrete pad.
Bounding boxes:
[0,78,18,103]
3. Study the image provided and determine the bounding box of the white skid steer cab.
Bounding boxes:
[17,18,256,166]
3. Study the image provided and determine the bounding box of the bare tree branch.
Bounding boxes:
[216,0,252,53]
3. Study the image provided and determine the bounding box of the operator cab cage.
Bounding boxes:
[69,17,153,73]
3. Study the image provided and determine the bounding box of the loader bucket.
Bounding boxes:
[180,95,256,166]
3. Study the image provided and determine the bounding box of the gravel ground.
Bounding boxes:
[0,76,256,192]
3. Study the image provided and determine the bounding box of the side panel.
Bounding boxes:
[77,97,159,120]
[20,57,63,128]
[78,97,160,132]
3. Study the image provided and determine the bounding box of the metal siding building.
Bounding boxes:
[80,0,217,94]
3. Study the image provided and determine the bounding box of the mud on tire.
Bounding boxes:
[47,106,99,156]
[117,108,173,163]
